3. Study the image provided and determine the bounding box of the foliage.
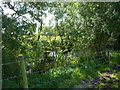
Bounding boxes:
[2,51,120,88]
[1,2,120,88]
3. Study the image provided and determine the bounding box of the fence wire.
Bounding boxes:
[2,61,21,66]
[1,75,23,82]
[2,50,120,88]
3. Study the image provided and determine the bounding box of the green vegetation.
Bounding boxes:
[2,2,120,88]
[2,51,120,88]
[25,51,120,88]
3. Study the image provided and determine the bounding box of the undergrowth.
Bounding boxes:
[2,51,120,88]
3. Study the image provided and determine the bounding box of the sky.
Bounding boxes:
[1,3,56,34]
[3,7,55,26]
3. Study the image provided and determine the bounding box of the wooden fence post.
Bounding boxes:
[18,55,28,88]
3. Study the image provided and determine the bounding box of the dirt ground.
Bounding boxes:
[74,63,120,88]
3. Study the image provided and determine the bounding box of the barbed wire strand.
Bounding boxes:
[1,75,23,82]
[2,51,118,83]
[26,56,109,76]
[29,58,113,88]
[2,61,21,66]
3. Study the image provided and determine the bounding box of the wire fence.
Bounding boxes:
[2,50,120,88]
[2,61,21,66]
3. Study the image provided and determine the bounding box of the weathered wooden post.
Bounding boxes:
[18,55,28,88]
